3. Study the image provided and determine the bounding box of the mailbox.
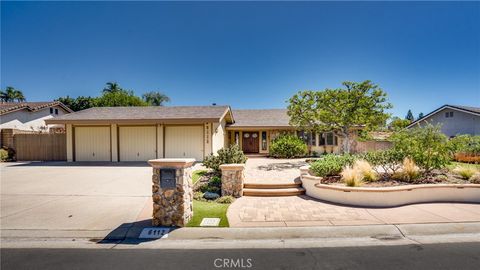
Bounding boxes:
[160,168,176,189]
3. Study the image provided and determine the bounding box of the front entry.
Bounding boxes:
[242,132,259,153]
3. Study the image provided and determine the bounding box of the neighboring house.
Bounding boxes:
[0,101,73,132]
[45,106,350,162]
[407,105,480,137]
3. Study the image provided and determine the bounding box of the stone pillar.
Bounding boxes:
[148,158,195,227]
[220,164,245,198]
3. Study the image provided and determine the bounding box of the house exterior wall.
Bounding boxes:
[414,108,480,137]
[0,106,68,131]
[212,119,226,153]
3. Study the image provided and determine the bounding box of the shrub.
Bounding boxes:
[390,124,451,172]
[203,144,247,172]
[470,173,480,184]
[449,135,480,156]
[310,154,356,177]
[0,149,8,162]
[269,134,307,158]
[200,185,220,194]
[360,150,404,175]
[341,166,363,187]
[194,191,206,201]
[452,166,478,180]
[209,176,222,187]
[353,160,377,181]
[216,196,235,204]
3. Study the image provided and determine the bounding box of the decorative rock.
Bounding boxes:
[203,191,220,200]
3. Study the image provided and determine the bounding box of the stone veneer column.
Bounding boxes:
[148,158,195,227]
[219,164,245,198]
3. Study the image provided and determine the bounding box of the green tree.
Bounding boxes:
[102,82,122,93]
[287,80,392,153]
[389,117,411,130]
[0,86,26,102]
[142,91,170,106]
[418,112,424,120]
[405,109,414,122]
[56,96,97,111]
[96,90,147,107]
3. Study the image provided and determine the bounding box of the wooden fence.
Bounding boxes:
[14,133,67,161]
[353,140,393,153]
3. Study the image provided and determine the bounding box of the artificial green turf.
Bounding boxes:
[186,200,230,227]
[192,170,207,184]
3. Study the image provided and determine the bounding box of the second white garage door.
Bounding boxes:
[119,126,157,161]
[165,126,204,161]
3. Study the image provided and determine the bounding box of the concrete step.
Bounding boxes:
[243,182,302,189]
[243,187,306,197]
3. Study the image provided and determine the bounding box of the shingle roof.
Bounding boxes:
[228,109,291,127]
[407,104,480,128]
[450,105,480,114]
[46,106,231,123]
[0,101,73,115]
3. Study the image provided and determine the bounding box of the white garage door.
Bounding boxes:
[165,126,204,161]
[74,126,111,161]
[119,126,157,161]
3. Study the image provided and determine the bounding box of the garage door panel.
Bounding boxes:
[119,126,157,161]
[165,126,204,161]
[74,127,111,161]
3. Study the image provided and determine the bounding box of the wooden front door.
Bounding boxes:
[242,132,259,153]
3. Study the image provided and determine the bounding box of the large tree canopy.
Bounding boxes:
[142,91,170,106]
[0,86,26,102]
[287,80,392,153]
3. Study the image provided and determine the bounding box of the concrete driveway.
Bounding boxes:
[1,162,153,239]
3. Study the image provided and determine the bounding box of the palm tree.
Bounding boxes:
[0,86,26,103]
[142,91,170,106]
[102,82,122,93]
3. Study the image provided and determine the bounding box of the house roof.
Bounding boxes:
[407,104,480,128]
[227,109,292,129]
[45,105,233,124]
[0,101,73,115]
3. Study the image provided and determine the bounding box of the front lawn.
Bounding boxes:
[186,200,230,227]
[447,162,480,170]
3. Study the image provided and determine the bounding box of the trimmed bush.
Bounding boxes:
[216,196,235,204]
[269,134,307,158]
[0,149,8,162]
[310,154,356,177]
[203,144,247,172]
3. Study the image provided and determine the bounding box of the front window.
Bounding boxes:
[297,131,316,146]
[320,132,338,146]
[234,132,239,145]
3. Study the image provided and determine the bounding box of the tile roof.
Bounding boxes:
[46,106,231,122]
[228,109,291,127]
[0,101,73,115]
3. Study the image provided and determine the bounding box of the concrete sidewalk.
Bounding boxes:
[2,222,479,250]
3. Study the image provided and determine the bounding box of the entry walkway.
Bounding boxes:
[244,157,307,184]
[227,195,480,227]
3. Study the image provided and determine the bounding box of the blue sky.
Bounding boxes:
[2,1,479,118]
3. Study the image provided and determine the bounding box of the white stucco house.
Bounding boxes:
[407,105,480,137]
[0,101,73,132]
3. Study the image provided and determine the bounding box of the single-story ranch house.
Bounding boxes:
[45,106,347,162]
[407,104,480,137]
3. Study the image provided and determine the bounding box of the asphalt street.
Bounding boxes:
[2,242,480,270]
